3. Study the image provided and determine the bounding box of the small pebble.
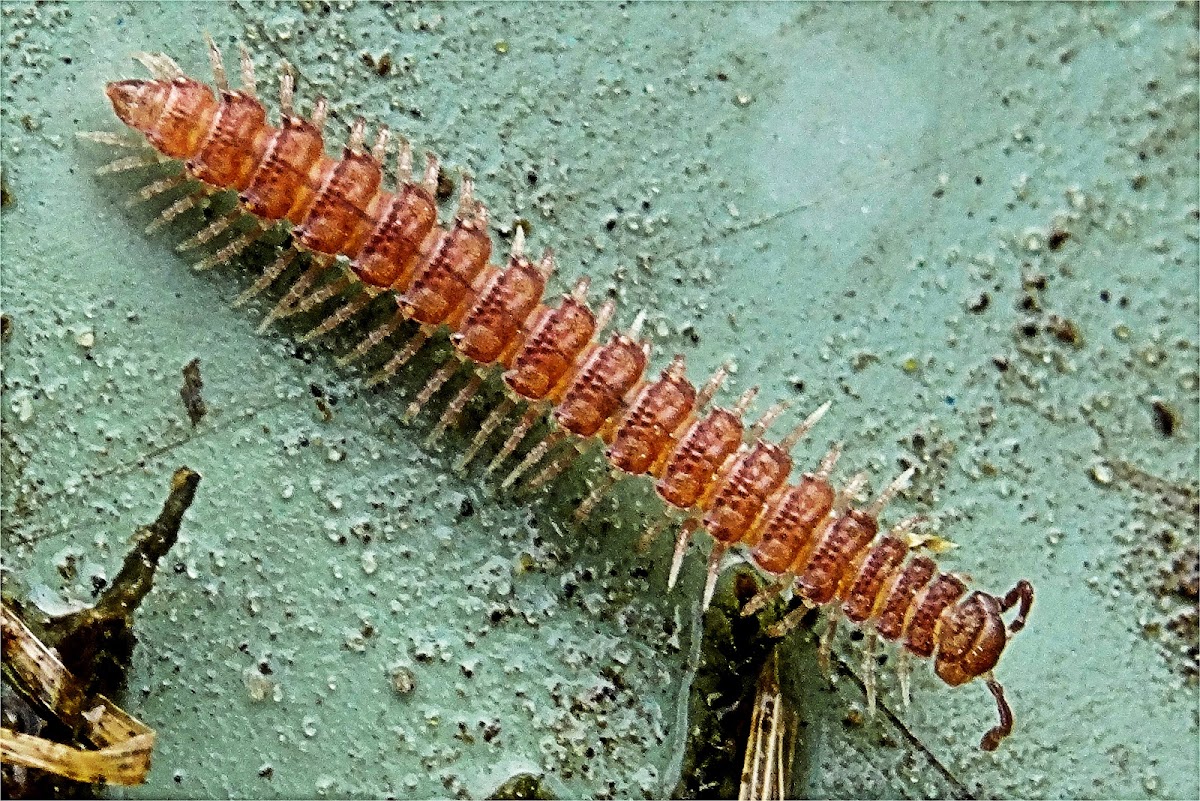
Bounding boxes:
[389,664,417,696]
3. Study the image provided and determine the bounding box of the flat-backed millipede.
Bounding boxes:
[82,38,1035,752]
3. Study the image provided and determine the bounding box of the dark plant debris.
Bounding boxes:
[488,772,556,800]
[2,467,201,797]
[180,358,207,426]
[672,567,800,799]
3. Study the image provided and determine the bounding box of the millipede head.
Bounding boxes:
[931,585,1033,750]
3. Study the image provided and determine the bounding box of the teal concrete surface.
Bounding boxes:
[2,2,1197,798]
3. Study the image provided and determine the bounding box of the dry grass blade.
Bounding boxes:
[738,648,798,801]
[1,603,155,786]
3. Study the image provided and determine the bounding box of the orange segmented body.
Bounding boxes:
[606,356,697,476]
[293,147,384,255]
[451,247,551,367]
[399,215,492,326]
[554,331,650,439]
[655,403,749,510]
[89,38,1035,753]
[502,284,601,401]
[187,91,268,189]
[748,475,836,576]
[240,115,326,222]
[703,442,795,546]
[351,182,439,288]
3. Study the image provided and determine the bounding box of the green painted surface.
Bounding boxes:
[2,2,1197,798]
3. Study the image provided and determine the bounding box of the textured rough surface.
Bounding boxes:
[2,2,1197,799]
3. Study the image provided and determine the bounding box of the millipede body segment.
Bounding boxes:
[88,38,1035,752]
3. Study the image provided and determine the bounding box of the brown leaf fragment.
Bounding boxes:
[180,358,207,426]
[1,605,155,787]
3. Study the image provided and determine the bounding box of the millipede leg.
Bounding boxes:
[740,573,794,618]
[232,248,296,308]
[126,172,188,206]
[279,61,295,116]
[888,514,926,539]
[145,191,207,235]
[865,465,917,517]
[299,291,374,343]
[695,363,729,409]
[311,97,329,132]
[257,259,330,333]
[288,274,352,317]
[818,607,840,676]
[204,31,229,91]
[896,648,912,709]
[133,51,183,79]
[193,223,264,272]
[778,399,832,451]
[574,470,618,522]
[637,515,673,554]
[748,401,789,440]
[765,600,815,639]
[526,442,583,493]
[364,327,429,388]
[77,130,142,148]
[501,429,565,491]
[457,397,516,471]
[833,472,869,514]
[239,44,257,97]
[814,443,843,480]
[980,675,1014,752]
[700,542,729,611]
[338,309,405,366]
[405,355,460,423]
[667,518,700,590]
[428,372,483,447]
[177,208,241,252]
[863,629,878,718]
[96,152,162,175]
[486,406,541,475]
[1000,579,1034,634]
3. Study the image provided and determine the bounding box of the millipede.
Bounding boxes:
[81,37,1035,753]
